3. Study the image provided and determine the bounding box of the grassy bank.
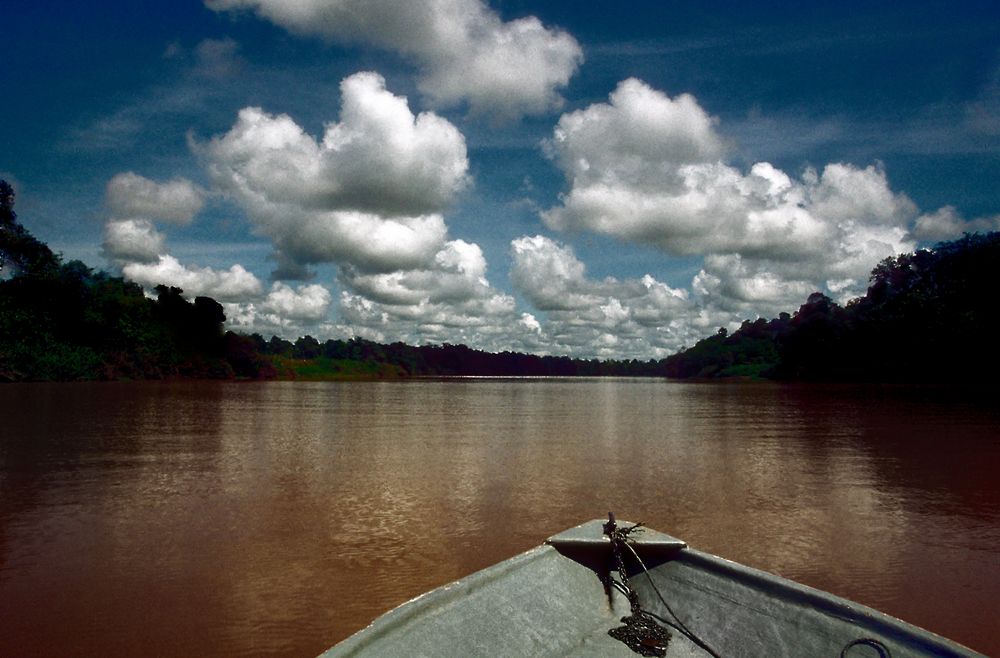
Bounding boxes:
[270,356,406,381]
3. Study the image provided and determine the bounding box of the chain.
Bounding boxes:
[604,514,672,657]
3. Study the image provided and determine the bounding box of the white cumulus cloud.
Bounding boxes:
[340,240,491,306]
[510,235,695,357]
[542,78,928,312]
[201,72,467,276]
[105,172,205,225]
[204,0,582,119]
[262,282,332,321]
[122,255,263,302]
[509,235,602,311]
[222,281,334,337]
[100,172,272,315]
[911,205,1000,242]
[335,240,521,348]
[691,254,817,314]
[102,218,165,264]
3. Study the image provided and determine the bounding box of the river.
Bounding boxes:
[1,379,998,656]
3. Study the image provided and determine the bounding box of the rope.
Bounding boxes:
[603,513,722,658]
[601,513,893,658]
[620,536,722,658]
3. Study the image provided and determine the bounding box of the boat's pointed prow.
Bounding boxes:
[544,518,687,574]
[321,519,985,657]
[545,518,686,555]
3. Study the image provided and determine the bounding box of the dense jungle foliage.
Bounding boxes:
[0,181,255,381]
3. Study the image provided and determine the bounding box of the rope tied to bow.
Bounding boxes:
[604,514,671,657]
[604,512,723,658]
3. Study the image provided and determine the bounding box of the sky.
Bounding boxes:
[3,0,999,358]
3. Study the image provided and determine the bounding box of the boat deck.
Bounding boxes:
[321,520,983,657]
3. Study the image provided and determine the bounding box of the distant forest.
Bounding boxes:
[662,231,1000,383]
[2,179,998,384]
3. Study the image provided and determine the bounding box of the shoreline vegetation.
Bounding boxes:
[2,180,998,385]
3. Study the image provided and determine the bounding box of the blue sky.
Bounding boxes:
[3,0,999,357]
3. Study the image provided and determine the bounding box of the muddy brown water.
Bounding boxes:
[1,379,998,656]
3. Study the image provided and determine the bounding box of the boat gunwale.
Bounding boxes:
[666,547,984,657]
[321,520,985,657]
[321,544,554,656]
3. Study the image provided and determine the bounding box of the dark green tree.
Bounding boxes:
[0,181,60,279]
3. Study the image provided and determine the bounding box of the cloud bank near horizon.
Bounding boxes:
[542,78,925,316]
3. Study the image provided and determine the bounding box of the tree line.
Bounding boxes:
[662,232,1000,383]
[1,181,244,381]
[251,333,662,378]
[3,179,997,383]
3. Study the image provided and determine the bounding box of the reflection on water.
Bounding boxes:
[1,380,998,656]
